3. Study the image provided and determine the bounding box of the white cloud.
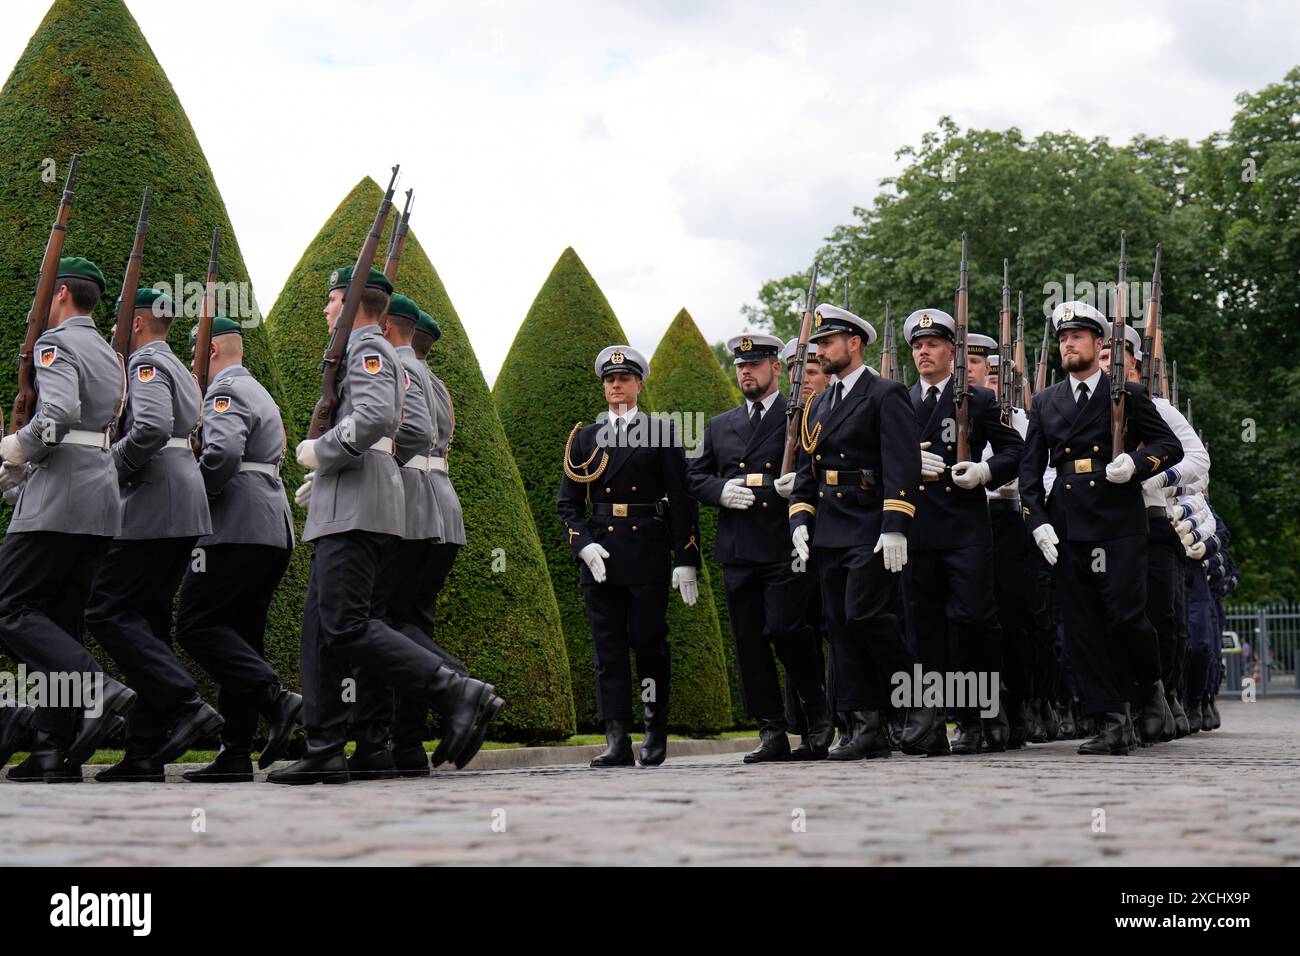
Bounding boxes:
[1,0,1295,384]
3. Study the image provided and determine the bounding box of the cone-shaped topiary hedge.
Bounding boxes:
[266,178,575,740]
[494,250,732,732]
[649,308,748,726]
[0,0,309,690]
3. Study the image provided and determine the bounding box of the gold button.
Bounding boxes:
[819,491,824,497]
[604,487,612,494]
[762,501,768,508]
[632,525,638,530]
[1065,447,1071,454]
[1089,480,1095,487]
[739,462,745,468]
[607,525,614,531]
[945,486,952,492]
[1092,446,1099,453]
[631,485,637,491]
[918,485,924,491]
[1065,484,1072,491]
[765,462,772,469]
[815,454,822,461]
[840,452,846,458]
[836,491,843,498]
[947,445,953,451]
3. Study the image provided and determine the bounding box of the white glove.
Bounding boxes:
[0,434,26,466]
[950,460,991,490]
[774,472,796,499]
[1,485,19,506]
[1032,524,1059,566]
[672,565,698,606]
[295,439,320,471]
[1105,452,1135,484]
[579,542,610,583]
[919,441,945,479]
[719,477,755,510]
[873,532,908,573]
[1186,541,1207,560]
[0,462,26,494]
[791,524,809,563]
[294,471,315,508]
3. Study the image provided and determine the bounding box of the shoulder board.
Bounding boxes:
[214,377,235,388]
[138,347,158,357]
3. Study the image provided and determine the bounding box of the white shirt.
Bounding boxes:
[831,362,870,400]
[744,389,780,419]
[607,405,639,428]
[1144,397,1211,508]
[1068,368,1102,404]
[917,375,950,402]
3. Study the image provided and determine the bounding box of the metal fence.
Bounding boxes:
[1223,604,1300,696]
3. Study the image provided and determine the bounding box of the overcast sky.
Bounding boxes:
[3,1,1297,383]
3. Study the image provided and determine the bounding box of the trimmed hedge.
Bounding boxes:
[648,309,748,726]
[265,179,575,740]
[493,250,732,733]
[0,0,307,691]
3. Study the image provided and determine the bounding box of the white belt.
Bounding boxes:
[165,437,191,450]
[60,429,111,450]
[402,455,432,472]
[239,460,281,478]
[430,456,447,473]
[369,437,393,455]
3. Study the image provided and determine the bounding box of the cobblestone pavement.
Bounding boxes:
[1,698,1296,865]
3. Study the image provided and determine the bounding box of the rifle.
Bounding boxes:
[192,228,221,396]
[1171,359,1179,408]
[8,154,80,436]
[308,165,400,440]
[953,233,971,461]
[997,258,1013,421]
[1034,312,1050,395]
[110,188,151,437]
[1109,232,1128,458]
[888,305,901,383]
[842,276,849,309]
[781,258,820,473]
[382,188,414,282]
[1140,242,1164,399]
[1014,291,1029,409]
[879,302,895,381]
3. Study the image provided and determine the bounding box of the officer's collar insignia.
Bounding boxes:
[38,346,57,367]
[611,350,625,364]
[1061,307,1074,321]
[329,270,340,286]
[136,365,156,383]
[362,353,383,375]
[739,337,753,352]
[213,396,231,414]
[919,313,933,328]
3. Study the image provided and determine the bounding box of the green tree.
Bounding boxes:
[494,251,733,732]
[266,179,575,740]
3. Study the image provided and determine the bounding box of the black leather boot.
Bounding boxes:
[1057,702,1077,739]
[827,711,890,761]
[1202,698,1219,731]
[391,743,430,777]
[65,677,137,767]
[8,731,83,783]
[266,749,351,785]
[1007,700,1028,750]
[1136,680,1169,744]
[900,707,949,756]
[590,719,635,767]
[1077,712,1130,755]
[1168,693,1189,738]
[256,684,303,769]
[429,669,503,770]
[1041,699,1060,741]
[183,747,254,783]
[96,747,166,783]
[1123,705,1141,751]
[1025,697,1047,743]
[348,725,396,779]
[744,718,791,763]
[885,713,904,751]
[0,703,36,769]
[982,690,1010,752]
[951,717,984,755]
[639,698,669,767]
[789,692,834,760]
[153,697,225,767]
[1186,698,1203,733]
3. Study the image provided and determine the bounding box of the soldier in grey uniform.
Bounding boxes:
[269,266,501,785]
[176,316,303,783]
[85,287,223,782]
[0,257,138,782]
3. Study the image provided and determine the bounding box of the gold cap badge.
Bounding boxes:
[919,313,933,328]
[329,270,340,286]
[610,350,625,364]
[740,337,753,352]
[1061,307,1074,321]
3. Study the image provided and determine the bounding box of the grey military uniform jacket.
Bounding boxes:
[427,370,465,546]
[113,339,212,540]
[303,325,405,542]
[197,365,294,550]
[394,346,443,542]
[10,315,123,537]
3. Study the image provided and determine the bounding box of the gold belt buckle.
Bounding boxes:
[745,473,764,487]
[824,470,838,485]
[923,473,940,482]
[1073,457,1093,474]
[612,503,628,517]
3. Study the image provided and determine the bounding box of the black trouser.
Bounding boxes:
[300,530,447,757]
[353,538,465,745]
[1055,534,1158,715]
[86,537,199,752]
[1145,516,1182,692]
[990,508,1031,714]
[175,543,291,750]
[722,560,824,727]
[0,531,111,745]
[581,578,670,723]
[902,543,1004,712]
[1171,557,1189,696]
[1183,562,1217,705]
[814,543,914,712]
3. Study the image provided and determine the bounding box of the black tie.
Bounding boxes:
[749,402,763,433]
[917,384,938,425]
[1076,382,1090,411]
[829,381,844,410]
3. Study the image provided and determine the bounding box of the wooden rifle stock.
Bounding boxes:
[781,259,819,474]
[110,188,151,438]
[953,234,971,461]
[879,302,895,381]
[1141,243,1164,399]
[997,258,1013,420]
[1109,231,1128,458]
[1014,291,1029,409]
[192,228,221,397]
[383,188,413,283]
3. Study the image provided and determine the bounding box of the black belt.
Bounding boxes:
[988,499,1021,513]
[730,473,774,487]
[592,501,665,517]
[1147,506,1167,518]
[818,468,876,488]
[1056,457,1105,475]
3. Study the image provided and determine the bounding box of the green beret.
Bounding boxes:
[328,265,393,296]
[416,309,442,342]
[387,293,421,324]
[56,256,106,293]
[188,316,243,349]
[116,287,174,315]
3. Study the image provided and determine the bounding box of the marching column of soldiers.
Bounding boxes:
[0,199,1239,781]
